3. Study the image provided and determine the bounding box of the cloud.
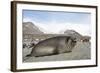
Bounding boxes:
[23,18,91,36]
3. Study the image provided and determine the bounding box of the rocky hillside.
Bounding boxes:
[23,22,90,41]
[23,22,43,34]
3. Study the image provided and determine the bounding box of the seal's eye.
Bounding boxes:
[73,38,77,43]
[73,40,76,43]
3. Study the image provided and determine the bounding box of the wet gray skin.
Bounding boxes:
[26,36,77,57]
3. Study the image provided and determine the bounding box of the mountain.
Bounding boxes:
[64,30,82,40]
[23,22,43,34]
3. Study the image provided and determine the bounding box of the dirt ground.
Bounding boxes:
[23,41,91,62]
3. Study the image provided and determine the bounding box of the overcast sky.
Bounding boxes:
[23,10,91,36]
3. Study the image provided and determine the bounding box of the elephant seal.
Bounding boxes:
[26,36,77,57]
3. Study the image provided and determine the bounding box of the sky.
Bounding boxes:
[23,10,91,36]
